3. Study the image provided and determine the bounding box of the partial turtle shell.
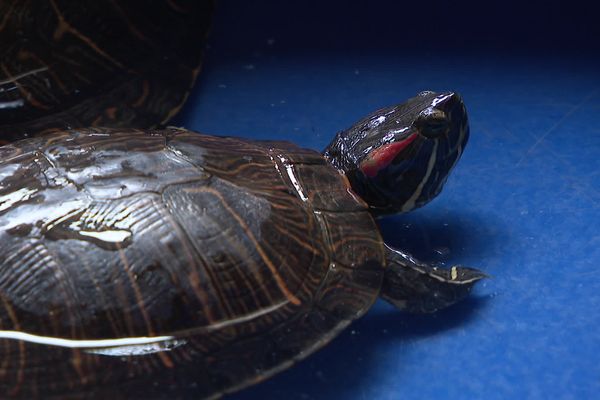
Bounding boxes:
[0,128,384,399]
[0,0,213,142]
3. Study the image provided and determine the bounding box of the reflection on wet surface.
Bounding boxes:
[0,187,38,212]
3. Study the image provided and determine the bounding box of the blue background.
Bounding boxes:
[174,1,600,399]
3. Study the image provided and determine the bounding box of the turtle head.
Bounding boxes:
[323,91,469,215]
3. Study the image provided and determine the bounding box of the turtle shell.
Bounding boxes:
[0,128,385,398]
[0,0,213,142]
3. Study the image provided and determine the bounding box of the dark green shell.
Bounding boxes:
[0,0,213,142]
[0,128,385,398]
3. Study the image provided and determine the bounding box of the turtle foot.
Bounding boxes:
[381,245,487,314]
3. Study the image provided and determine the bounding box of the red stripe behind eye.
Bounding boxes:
[359,133,418,177]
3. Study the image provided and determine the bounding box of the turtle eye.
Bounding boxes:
[415,108,450,138]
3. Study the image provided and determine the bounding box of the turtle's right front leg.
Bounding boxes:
[380,245,487,313]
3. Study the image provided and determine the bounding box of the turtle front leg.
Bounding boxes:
[380,245,487,313]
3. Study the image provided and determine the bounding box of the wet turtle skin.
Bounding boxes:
[0,0,213,142]
[0,92,483,398]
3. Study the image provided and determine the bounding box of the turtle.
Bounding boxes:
[0,91,485,399]
[0,0,214,143]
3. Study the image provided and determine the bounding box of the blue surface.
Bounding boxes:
[174,1,600,399]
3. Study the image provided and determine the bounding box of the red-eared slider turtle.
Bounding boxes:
[0,91,485,399]
[0,0,213,142]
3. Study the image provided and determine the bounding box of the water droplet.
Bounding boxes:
[79,229,131,244]
[315,370,325,381]
[0,187,39,212]
[0,99,25,110]
[434,247,450,256]
[43,211,133,251]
